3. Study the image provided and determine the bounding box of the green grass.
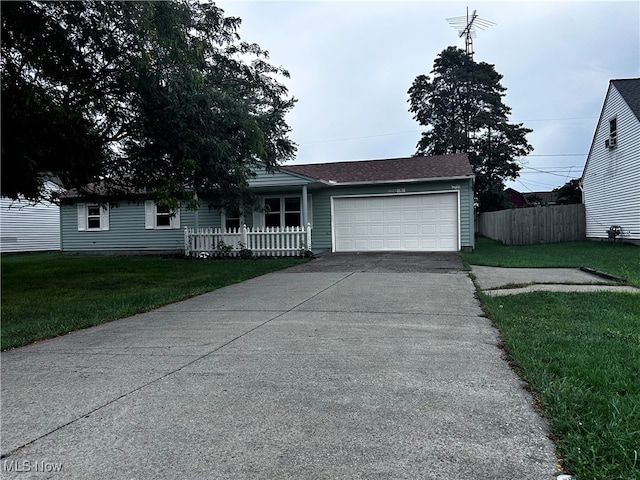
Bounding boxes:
[1,252,308,350]
[463,238,640,479]
[461,237,640,287]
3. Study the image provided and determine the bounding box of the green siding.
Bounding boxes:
[249,166,313,188]
[61,201,222,253]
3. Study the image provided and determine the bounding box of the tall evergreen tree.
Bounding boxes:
[408,47,533,212]
[1,1,296,209]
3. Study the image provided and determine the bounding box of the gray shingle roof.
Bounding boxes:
[282,154,473,184]
[612,78,640,120]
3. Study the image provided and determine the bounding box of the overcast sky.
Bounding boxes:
[217,0,639,192]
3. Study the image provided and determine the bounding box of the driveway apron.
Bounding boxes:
[1,253,559,479]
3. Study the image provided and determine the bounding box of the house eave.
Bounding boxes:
[319,174,475,187]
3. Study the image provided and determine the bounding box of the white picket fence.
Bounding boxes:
[184,224,312,257]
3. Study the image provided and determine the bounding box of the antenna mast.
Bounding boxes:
[446,7,495,63]
[445,7,495,153]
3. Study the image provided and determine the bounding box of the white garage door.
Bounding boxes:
[333,193,458,252]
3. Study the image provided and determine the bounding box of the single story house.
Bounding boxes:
[581,78,640,243]
[60,154,475,254]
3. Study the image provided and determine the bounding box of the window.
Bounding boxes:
[156,205,172,227]
[145,201,180,229]
[264,197,282,227]
[264,196,301,228]
[222,209,242,231]
[284,197,301,227]
[87,206,102,229]
[77,203,109,231]
[607,117,618,148]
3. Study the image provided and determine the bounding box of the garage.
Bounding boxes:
[332,192,459,252]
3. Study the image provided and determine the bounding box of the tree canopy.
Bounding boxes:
[553,178,582,205]
[1,1,296,209]
[408,47,533,212]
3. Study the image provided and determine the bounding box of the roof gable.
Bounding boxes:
[582,78,640,181]
[612,78,640,121]
[282,154,473,184]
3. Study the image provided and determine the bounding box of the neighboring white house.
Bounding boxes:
[581,78,640,244]
[1,182,61,253]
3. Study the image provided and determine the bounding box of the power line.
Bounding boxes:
[512,116,597,122]
[299,130,419,145]
[524,165,579,178]
[527,153,587,157]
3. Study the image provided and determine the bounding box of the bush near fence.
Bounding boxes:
[478,204,585,245]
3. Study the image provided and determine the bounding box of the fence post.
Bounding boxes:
[184,227,190,257]
[242,224,248,248]
[306,223,312,252]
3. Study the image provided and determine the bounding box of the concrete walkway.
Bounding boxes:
[472,265,639,296]
[1,254,560,479]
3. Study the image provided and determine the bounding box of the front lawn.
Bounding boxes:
[462,238,640,480]
[461,236,640,287]
[1,252,307,350]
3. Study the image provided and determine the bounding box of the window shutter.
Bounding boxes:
[77,204,87,231]
[100,204,110,231]
[306,194,313,228]
[170,207,181,229]
[144,201,155,229]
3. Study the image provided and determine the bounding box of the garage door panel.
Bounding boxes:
[370,225,385,235]
[367,209,382,219]
[351,212,366,223]
[403,224,418,235]
[333,193,458,252]
[353,226,369,236]
[369,239,384,250]
[402,210,418,221]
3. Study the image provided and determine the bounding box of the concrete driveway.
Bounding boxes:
[1,253,559,479]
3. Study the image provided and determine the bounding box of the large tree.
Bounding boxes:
[408,47,532,212]
[1,1,295,209]
[553,178,582,205]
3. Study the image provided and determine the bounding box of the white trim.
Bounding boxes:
[77,203,109,232]
[221,209,244,231]
[330,190,460,252]
[145,200,181,230]
[258,194,312,229]
[99,204,110,231]
[144,200,155,229]
[77,203,87,231]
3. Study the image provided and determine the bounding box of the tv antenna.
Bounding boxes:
[446,7,495,62]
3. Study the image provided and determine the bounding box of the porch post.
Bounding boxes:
[193,191,199,230]
[301,184,308,228]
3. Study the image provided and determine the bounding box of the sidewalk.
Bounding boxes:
[471,265,639,296]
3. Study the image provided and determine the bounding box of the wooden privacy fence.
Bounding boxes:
[478,204,585,245]
[184,224,312,257]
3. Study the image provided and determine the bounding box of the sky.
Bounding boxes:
[217,0,639,193]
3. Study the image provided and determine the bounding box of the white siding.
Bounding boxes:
[582,84,640,240]
[0,198,61,252]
